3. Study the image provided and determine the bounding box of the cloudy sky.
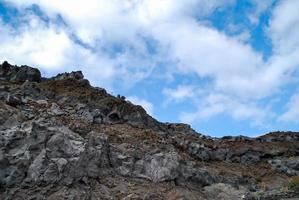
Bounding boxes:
[1,0,299,136]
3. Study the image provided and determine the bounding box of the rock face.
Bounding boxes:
[51,71,84,81]
[0,61,41,82]
[0,62,299,200]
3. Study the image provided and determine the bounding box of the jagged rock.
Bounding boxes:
[36,99,48,105]
[0,61,41,82]
[204,183,248,200]
[211,148,228,161]
[75,106,93,123]
[5,94,23,106]
[49,103,64,116]
[240,152,261,165]
[1,62,299,200]
[52,71,84,80]
[137,152,180,182]
[269,157,299,176]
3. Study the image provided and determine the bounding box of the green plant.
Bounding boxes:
[288,176,299,192]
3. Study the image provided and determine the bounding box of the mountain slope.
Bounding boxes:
[0,61,299,200]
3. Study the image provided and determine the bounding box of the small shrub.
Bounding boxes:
[288,176,299,192]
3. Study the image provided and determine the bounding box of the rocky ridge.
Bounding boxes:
[0,61,299,200]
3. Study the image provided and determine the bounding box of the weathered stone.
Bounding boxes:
[1,61,41,82]
[204,183,248,200]
[1,62,299,200]
[240,152,261,165]
[6,94,23,106]
[52,71,84,80]
[269,157,299,176]
[49,103,64,116]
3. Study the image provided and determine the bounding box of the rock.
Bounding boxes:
[178,162,217,186]
[0,122,112,187]
[69,121,91,135]
[0,61,11,75]
[140,152,180,182]
[288,157,299,171]
[15,65,42,82]
[204,183,248,200]
[269,157,299,176]
[0,61,41,82]
[107,110,122,123]
[20,80,41,97]
[52,71,84,80]
[1,61,299,199]
[75,107,93,123]
[49,103,64,116]
[166,188,203,200]
[240,152,261,165]
[36,99,48,105]
[211,148,228,161]
[6,94,23,106]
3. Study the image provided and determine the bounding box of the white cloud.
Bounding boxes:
[5,0,236,44]
[1,0,240,88]
[0,15,121,89]
[163,0,299,126]
[248,0,274,25]
[163,85,197,102]
[278,94,299,123]
[180,93,271,126]
[154,19,283,100]
[269,0,299,56]
[0,16,72,69]
[1,0,299,128]
[127,96,154,115]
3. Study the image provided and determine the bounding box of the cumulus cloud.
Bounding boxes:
[248,0,274,25]
[269,0,299,56]
[180,93,271,126]
[163,0,299,126]
[278,94,299,123]
[163,85,197,102]
[1,0,241,89]
[1,0,299,128]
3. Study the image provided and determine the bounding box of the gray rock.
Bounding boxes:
[204,183,248,200]
[52,71,84,80]
[240,152,261,165]
[211,148,228,161]
[140,152,180,182]
[6,94,23,106]
[269,157,299,176]
[36,99,48,105]
[49,103,64,116]
[0,61,41,82]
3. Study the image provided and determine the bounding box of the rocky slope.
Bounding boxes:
[0,61,299,200]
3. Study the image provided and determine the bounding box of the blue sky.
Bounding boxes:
[1,0,299,137]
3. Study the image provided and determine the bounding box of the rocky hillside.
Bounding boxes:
[0,61,299,200]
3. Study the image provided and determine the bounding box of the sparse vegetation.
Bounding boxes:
[288,176,299,192]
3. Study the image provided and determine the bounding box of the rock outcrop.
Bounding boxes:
[0,61,41,82]
[0,61,299,200]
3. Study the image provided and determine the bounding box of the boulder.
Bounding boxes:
[49,103,64,116]
[5,94,23,107]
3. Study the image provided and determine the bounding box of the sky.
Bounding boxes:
[0,0,299,137]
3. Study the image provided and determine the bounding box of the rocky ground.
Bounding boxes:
[0,61,299,200]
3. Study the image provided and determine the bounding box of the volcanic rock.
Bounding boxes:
[0,62,299,200]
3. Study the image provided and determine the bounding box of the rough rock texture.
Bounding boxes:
[0,61,41,82]
[0,61,299,200]
[51,71,84,81]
